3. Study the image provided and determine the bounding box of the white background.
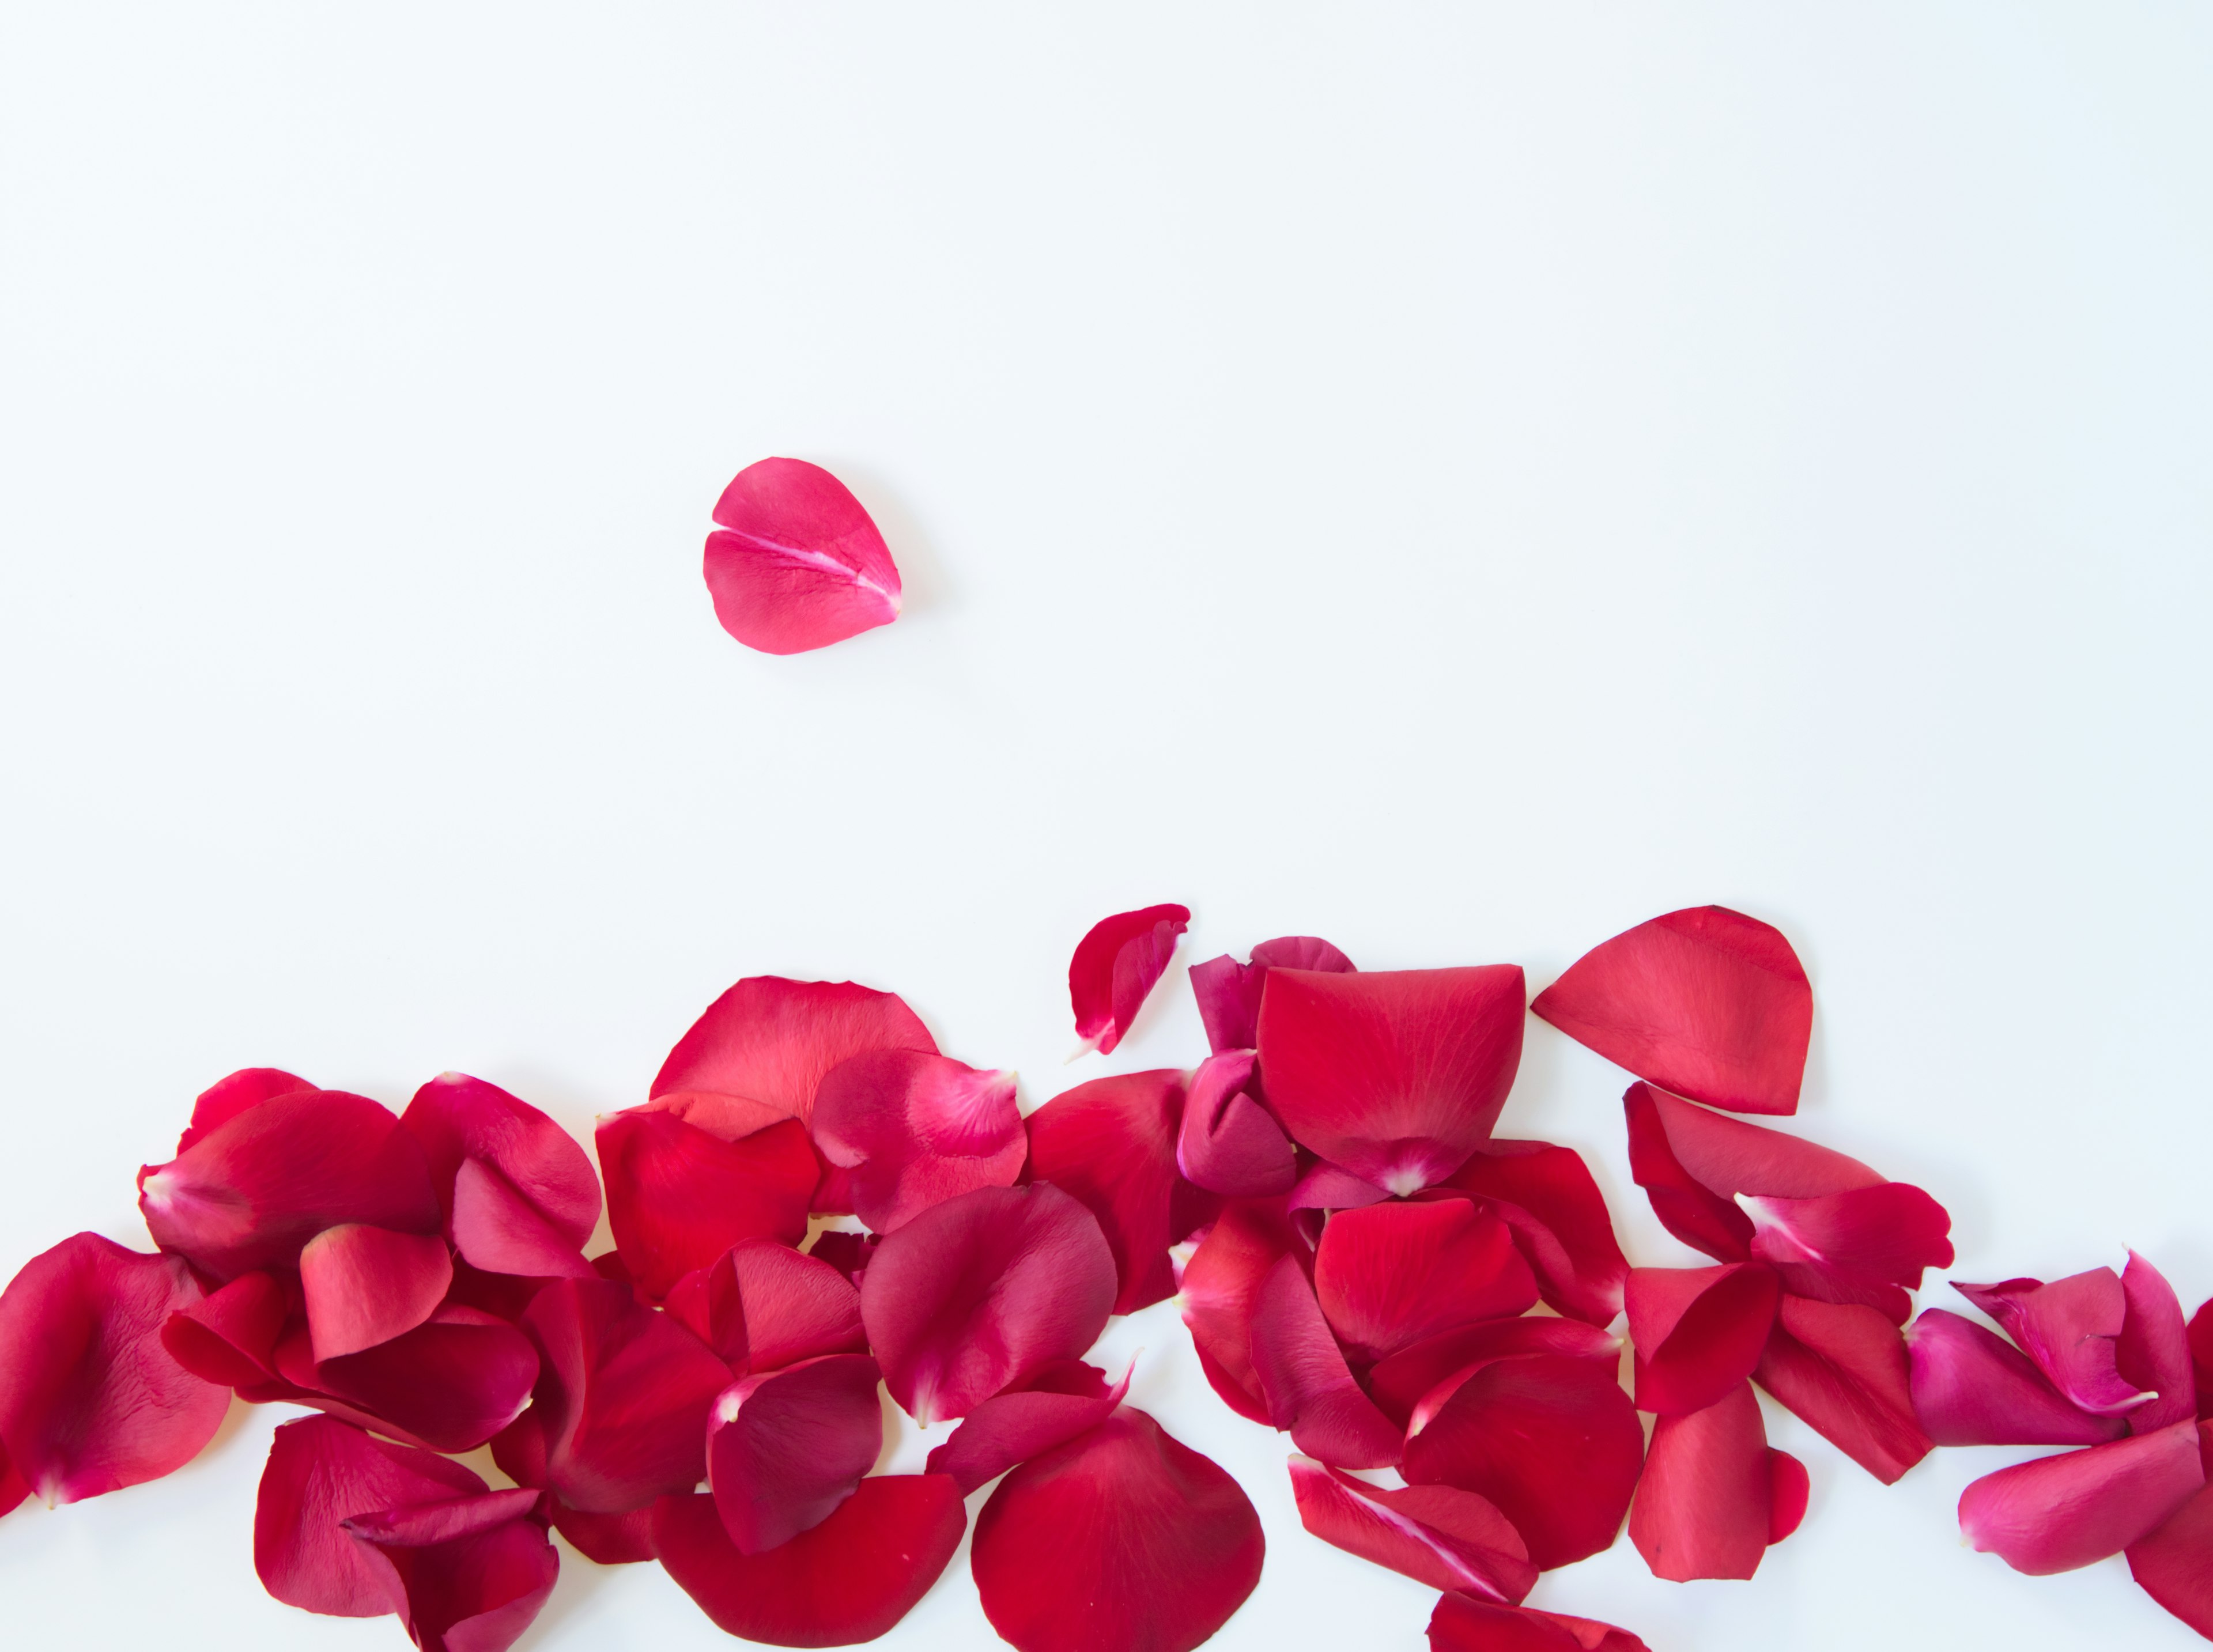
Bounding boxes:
[2,5,2210,1649]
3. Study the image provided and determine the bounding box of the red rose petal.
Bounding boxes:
[1906,1309,2125,1446]
[1025,1069,1186,1315]
[1190,936,1355,1059]
[345,1494,559,1652]
[703,458,903,655]
[402,1073,601,1279]
[1315,1200,1538,1362]
[1768,1446,1810,1541]
[1754,1295,1931,1483]
[707,1354,882,1553]
[1532,906,1812,1115]
[812,1048,1026,1234]
[597,1110,815,1299]
[1626,1262,1781,1417]
[1442,1140,1629,1328]
[1368,1318,1622,1430]
[1954,1269,2152,1418]
[1258,965,1527,1196]
[926,1360,1132,1494]
[860,1182,1116,1425]
[1741,1183,1955,1326]
[1629,1381,1782,1581]
[275,1304,540,1453]
[666,1241,873,1373]
[2127,1448,2213,1639]
[177,1067,319,1154]
[1068,904,1191,1057]
[0,1439,24,1518]
[1961,1419,2204,1575]
[1287,1160,1395,1214]
[2188,1298,2213,1420]
[488,1409,657,1564]
[1289,1455,1536,1602]
[1180,1199,1303,1423]
[299,1224,455,1363]
[656,1475,966,1646]
[1429,1591,1653,1652]
[1248,1254,1404,1469]
[0,1233,228,1504]
[1176,1050,1298,1199]
[2118,1252,2197,1434]
[161,1268,289,1388]
[973,1408,1263,1652]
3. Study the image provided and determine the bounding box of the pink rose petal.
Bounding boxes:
[1069,904,1191,1057]
[1954,1269,2152,1418]
[703,458,903,654]
[1960,1419,2204,1575]
[2118,1251,2197,1434]
[2127,1446,2213,1640]
[1906,1309,2124,1447]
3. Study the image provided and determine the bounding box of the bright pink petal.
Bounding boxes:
[1315,1200,1538,1362]
[1429,1592,1652,1652]
[1442,1140,1629,1328]
[926,1361,1131,1495]
[1258,965,1527,1195]
[1180,1200,1303,1422]
[1754,1295,1931,1483]
[1532,906,1812,1115]
[1907,1309,2124,1446]
[1176,1050,1297,1199]
[1629,1381,1780,1581]
[1190,936,1355,1058]
[161,1268,289,1387]
[300,1224,454,1363]
[1069,904,1190,1056]
[402,1072,600,1277]
[278,1305,540,1453]
[346,1496,558,1652]
[177,1067,318,1153]
[1954,1269,2152,1417]
[1289,1455,1535,1602]
[973,1408,1263,1652]
[0,1233,228,1504]
[812,1048,1026,1234]
[1626,1263,1782,1416]
[1742,1182,1954,1325]
[1961,1419,2204,1574]
[597,1110,815,1299]
[708,1354,883,1553]
[1248,1255,1404,1469]
[521,1277,734,1512]
[138,1089,441,1280]
[2127,1451,2213,1639]
[860,1182,1116,1425]
[1025,1069,1185,1314]
[2119,1252,2197,1434]
[1403,1351,1644,1570]
[703,458,902,654]
[1368,1318,1622,1430]
[656,1475,966,1646]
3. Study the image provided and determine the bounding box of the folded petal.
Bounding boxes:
[1623,1085,1753,1261]
[812,1048,1026,1234]
[703,457,902,654]
[708,1354,883,1554]
[1907,1309,2124,1446]
[860,1182,1117,1425]
[1403,1351,1644,1570]
[1069,904,1190,1056]
[1954,1269,2152,1417]
[1368,1318,1622,1430]
[1629,1381,1787,1581]
[1754,1295,1931,1483]
[161,1268,289,1388]
[1532,906,1812,1115]
[1742,1182,1955,1325]
[1429,1591,1652,1652]
[1176,1050,1297,1199]
[300,1224,454,1363]
[1025,1069,1186,1314]
[1626,1263,1782,1416]
[138,1089,441,1280]
[346,1496,559,1652]
[1315,1200,1538,1362]
[1289,1456,1535,1602]
[1191,936,1355,1059]
[699,1239,867,1373]
[1442,1140,1629,1327]
[284,1305,540,1453]
[402,1073,601,1277]
[1961,1420,2204,1574]
[177,1067,318,1154]
[926,1360,1132,1495]
[973,1409,1263,1652]
[2119,1252,2197,1434]
[657,1475,966,1645]
[2127,1451,2213,1639]
[1248,1255,1404,1469]
[1179,1200,1304,1423]
[1258,965,1527,1195]
[0,1233,228,1504]
[598,1110,815,1299]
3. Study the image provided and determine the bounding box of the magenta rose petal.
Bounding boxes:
[812,1049,1026,1234]
[2118,1251,2197,1434]
[1954,1269,2152,1418]
[707,1354,883,1553]
[1906,1309,2124,1446]
[2128,1456,2213,1639]
[1190,936,1355,1059]
[703,457,904,655]
[1313,1200,1538,1362]
[1741,1182,1954,1325]
[345,1493,558,1652]
[1960,1419,2204,1574]
[402,1072,601,1279]
[1068,904,1191,1057]
[1025,1069,1187,1314]
[1289,1455,1536,1602]
[176,1067,319,1154]
[1247,1254,1403,1469]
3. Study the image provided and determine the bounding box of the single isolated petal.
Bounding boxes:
[1314,1200,1538,1362]
[703,456,902,654]
[402,1072,601,1278]
[598,1110,816,1299]
[1961,1419,2204,1575]
[270,1305,540,1453]
[926,1360,1131,1495]
[176,1067,318,1154]
[1289,1456,1535,1602]
[1429,1593,1653,1652]
[1247,1255,1403,1469]
[300,1224,454,1363]
[161,1268,289,1388]
[1025,1069,1186,1314]
[1954,1269,2152,1418]
[1179,1200,1304,1423]
[1626,1263,1782,1417]
[345,1492,559,1652]
[813,1048,1026,1234]
[1176,1050,1297,1199]
[0,1233,228,1504]
[1532,906,1812,1115]
[1907,1309,2124,1447]
[656,1475,966,1646]
[1070,904,1191,1057]
[1741,1182,1954,1325]
[1258,965,1527,1196]
[2128,1450,2213,1641]
[1755,1295,1931,1483]
[2118,1251,2197,1434]
[973,1409,1263,1652]
[1443,1140,1629,1328]
[708,1354,882,1553]
[1190,936,1355,1059]
[861,1182,1117,1426]
[1368,1318,1621,1431]
[1629,1382,1796,1581]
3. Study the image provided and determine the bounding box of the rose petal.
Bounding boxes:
[805,1229,878,1287]
[300,1224,455,1363]
[1179,1199,1303,1423]
[1258,965,1527,1195]
[277,1305,540,1453]
[1289,1455,1535,1602]
[1626,1263,1782,1416]
[1532,906,1812,1115]
[860,1182,1117,1425]
[1629,1381,1785,1581]
[1961,1419,2204,1574]
[1429,1593,1652,1652]
[2190,1297,2213,1422]
[1315,1200,1538,1362]
[1191,936,1355,1060]
[346,1497,558,1652]
[177,1067,318,1154]
[1287,1160,1395,1214]
[1954,1269,2153,1418]
[1069,904,1191,1056]
[161,1268,289,1387]
[656,1475,966,1646]
[1368,1318,1622,1430]
[1025,1069,1186,1314]
[703,457,902,654]
[2119,1252,2197,1434]
[1906,1309,2125,1446]
[926,1361,1132,1495]
[597,1110,815,1299]
[707,1239,866,1372]
[0,1233,228,1504]
[2127,1443,2213,1639]
[1741,1182,1954,1326]
[1768,1447,1810,1541]
[488,1409,656,1565]
[1441,1140,1630,1327]
[0,1439,25,1518]
[1248,1255,1404,1469]
[1754,1294,1931,1483]
[401,1072,601,1277]
[708,1354,883,1553]
[343,1485,543,1547]
[811,1048,1026,1234]
[1176,1050,1298,1199]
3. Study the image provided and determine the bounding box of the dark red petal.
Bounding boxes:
[1629,1382,1777,1581]
[656,1475,965,1646]
[1743,1183,1954,1326]
[1289,1456,1535,1602]
[1754,1295,1931,1483]
[973,1409,1262,1652]
[1248,1255,1403,1469]
[811,1048,1026,1234]
[343,1485,543,1546]
[1179,1199,1302,1420]
[161,1268,288,1386]
[0,1233,228,1504]
[2127,1449,2213,1639]
[296,1305,540,1452]
[1429,1592,1652,1652]
[299,1224,454,1363]
[1623,1086,1753,1261]
[926,1362,1132,1494]
[1906,1309,2124,1446]
[1442,1140,1629,1327]
[1961,1419,2204,1574]
[1768,1447,1809,1541]
[1367,1318,1621,1430]
[1190,936,1355,1058]
[1025,1069,1185,1314]
[861,1182,1116,1425]
[703,458,902,654]
[1315,1200,1538,1362]
[1403,1351,1644,1570]
[138,1089,441,1280]
[707,1354,882,1553]
[1176,1050,1297,1199]
[1626,1263,1781,1416]
[598,1110,815,1299]
[550,1501,657,1564]
[2120,1252,2197,1434]
[348,1500,559,1652]
[1954,1269,2152,1417]
[178,1067,318,1154]
[401,1072,601,1268]
[662,1248,750,1366]
[0,1439,24,1518]
[1531,906,1811,1115]
[522,1277,734,1512]
[2189,1297,2213,1420]
[805,1229,878,1287]
[1068,904,1191,1056]
[651,976,936,1133]
[1259,965,1526,1194]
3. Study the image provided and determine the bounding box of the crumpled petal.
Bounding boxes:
[926,1360,1131,1495]
[1190,936,1355,1059]
[267,1304,540,1453]
[1629,1381,1800,1581]
[1532,906,1812,1115]
[1754,1294,1931,1483]
[0,1233,228,1504]
[1314,1200,1538,1362]
[300,1224,455,1363]
[664,1239,868,1374]
[860,1182,1116,1425]
[178,1067,318,1153]
[1429,1591,1652,1651]
[1368,1318,1622,1431]
[1248,1255,1403,1469]
[1907,1309,2125,1446]
[1442,1140,1629,1327]
[1741,1182,1954,1325]
[2118,1251,2197,1434]
[1069,904,1191,1056]
[1257,965,1527,1196]
[1025,1069,1186,1314]
[162,1268,290,1388]
[1176,1050,1297,1199]
[1626,1263,1782,1416]
[2127,1442,2213,1640]
[656,1475,966,1646]
[1289,1455,1535,1602]
[597,1110,815,1299]
[812,1048,1026,1234]
[703,457,902,655]
[1961,1419,2204,1575]
[486,1408,657,1564]
[1954,1269,2152,1418]
[708,1354,883,1553]
[1179,1200,1303,1423]
[344,1491,559,1652]
[138,1088,441,1280]
[402,1072,600,1279]
[973,1408,1262,1652]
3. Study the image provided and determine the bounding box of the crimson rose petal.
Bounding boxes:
[1190,936,1355,1059]
[708,1354,883,1553]
[2118,1251,2197,1434]
[486,1409,657,1564]
[1626,1263,1781,1416]
[1629,1382,1797,1581]
[812,1049,1026,1234]
[345,1492,558,1652]
[926,1360,1131,1495]
[703,458,904,655]
[1248,1254,1403,1469]
[1960,1419,2204,1574]
[598,1110,815,1299]
[1289,1455,1535,1602]
[0,1439,24,1518]
[1442,1141,1629,1327]
[161,1268,289,1387]
[177,1067,318,1153]
[1176,1050,1297,1199]
[402,1073,601,1279]
[1024,1071,1185,1314]
[1429,1592,1653,1652]
[1068,904,1190,1057]
[1368,1318,1622,1430]
[1179,1200,1302,1423]
[1953,1269,2151,1417]
[2128,1452,2213,1640]
[1741,1183,1954,1326]
[299,1224,454,1363]
[1314,1200,1538,1362]
[271,1305,538,1452]
[1906,1309,2124,1446]
[1754,1295,1930,1483]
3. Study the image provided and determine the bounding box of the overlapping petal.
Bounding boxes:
[1754,1295,1930,1483]
[402,1072,600,1280]
[1960,1419,2203,1575]
[343,1490,559,1652]
[597,1110,815,1299]
[1176,1051,1297,1199]
[1313,1200,1537,1362]
[1906,1309,2124,1446]
[299,1224,454,1363]
[1428,1592,1652,1652]
[162,1268,289,1388]
[1442,1140,1629,1327]
[1247,1254,1403,1469]
[1025,1070,1185,1314]
[703,457,903,655]
[1740,1183,1954,1325]
[1629,1381,1802,1581]
[1367,1318,1622,1430]
[178,1067,318,1154]
[707,1354,883,1553]
[1190,936,1355,1058]
[1626,1263,1781,1416]
[1069,904,1190,1056]
[812,1049,1026,1233]
[1179,1200,1303,1423]
[1289,1456,1535,1602]
[2128,1452,2213,1640]
[268,1304,539,1453]
[663,1239,868,1374]
[488,1407,659,1563]
[2118,1251,2196,1434]
[1954,1269,2151,1418]
[926,1360,1131,1494]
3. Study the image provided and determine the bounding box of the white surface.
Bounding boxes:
[2,5,2210,1649]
